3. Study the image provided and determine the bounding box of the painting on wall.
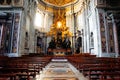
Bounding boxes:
[99,12,107,53]
[0,12,13,53]
[12,13,21,53]
[37,36,43,53]
[108,22,115,53]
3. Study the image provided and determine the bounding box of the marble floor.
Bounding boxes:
[34,59,88,80]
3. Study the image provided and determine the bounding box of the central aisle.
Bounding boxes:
[35,59,88,80]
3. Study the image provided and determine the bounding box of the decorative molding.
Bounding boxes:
[13,0,23,7]
[95,0,106,8]
[0,0,23,7]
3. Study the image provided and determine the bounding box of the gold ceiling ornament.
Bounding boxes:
[43,0,76,7]
[47,9,72,40]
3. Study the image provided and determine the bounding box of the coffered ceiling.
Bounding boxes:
[41,0,78,7]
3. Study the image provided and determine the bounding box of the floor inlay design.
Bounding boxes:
[43,77,78,80]
[49,63,69,68]
[45,69,74,75]
[36,59,88,80]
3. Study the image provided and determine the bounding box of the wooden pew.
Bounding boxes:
[80,58,120,80]
[100,72,120,80]
[67,56,120,80]
[0,78,10,80]
[0,62,37,80]
[0,56,51,80]
[0,73,16,80]
[0,56,9,67]
[85,67,120,80]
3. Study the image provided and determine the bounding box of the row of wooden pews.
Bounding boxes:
[66,54,120,80]
[0,55,52,80]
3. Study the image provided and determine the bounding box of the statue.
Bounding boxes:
[62,36,71,49]
[48,37,56,49]
[56,31,62,48]
[48,31,71,50]
[76,37,82,53]
[62,37,67,48]
[66,38,71,48]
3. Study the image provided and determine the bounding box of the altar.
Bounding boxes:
[47,48,72,56]
[53,49,66,56]
[46,8,73,56]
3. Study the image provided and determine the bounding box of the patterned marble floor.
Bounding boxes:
[34,59,88,80]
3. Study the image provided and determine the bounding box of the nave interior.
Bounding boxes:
[0,0,120,80]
